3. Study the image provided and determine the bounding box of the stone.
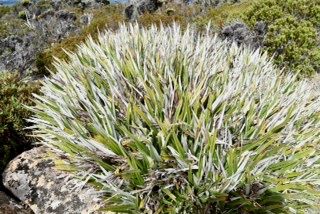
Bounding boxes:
[125,0,165,20]
[220,21,266,50]
[95,0,110,5]
[0,191,33,214]
[55,10,77,21]
[2,147,105,214]
[0,0,107,75]
[0,33,43,74]
[80,14,93,26]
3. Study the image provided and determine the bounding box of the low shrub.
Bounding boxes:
[18,10,28,20]
[195,1,252,29]
[30,24,320,213]
[0,72,40,172]
[0,6,12,18]
[243,0,320,75]
[0,17,30,39]
[21,0,32,7]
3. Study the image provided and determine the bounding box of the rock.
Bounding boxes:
[220,21,267,50]
[0,191,33,214]
[0,0,108,75]
[0,33,44,74]
[95,0,110,5]
[37,9,55,20]
[137,0,164,14]
[80,14,93,26]
[2,147,105,214]
[255,21,267,36]
[125,5,137,20]
[221,22,253,46]
[55,10,77,21]
[125,0,165,20]
[71,0,109,9]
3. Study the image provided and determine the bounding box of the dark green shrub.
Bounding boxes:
[18,10,28,20]
[0,72,40,172]
[35,51,52,76]
[21,0,32,7]
[244,0,320,75]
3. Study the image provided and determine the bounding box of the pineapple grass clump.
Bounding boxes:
[30,24,320,213]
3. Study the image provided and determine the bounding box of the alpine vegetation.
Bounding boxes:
[195,0,240,7]
[30,23,320,213]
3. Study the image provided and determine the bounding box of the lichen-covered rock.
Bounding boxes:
[0,0,110,75]
[0,33,43,74]
[220,21,267,50]
[0,191,33,214]
[2,147,105,214]
[125,0,165,20]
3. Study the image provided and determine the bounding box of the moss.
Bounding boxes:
[0,72,41,172]
[83,5,125,35]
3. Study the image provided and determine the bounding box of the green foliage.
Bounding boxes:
[0,6,12,18]
[31,24,320,213]
[243,0,320,75]
[195,1,252,29]
[0,72,40,172]
[0,17,30,39]
[21,0,32,7]
[18,10,27,20]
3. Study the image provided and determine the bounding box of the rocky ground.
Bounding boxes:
[0,0,110,76]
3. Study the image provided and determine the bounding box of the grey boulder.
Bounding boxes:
[2,146,105,214]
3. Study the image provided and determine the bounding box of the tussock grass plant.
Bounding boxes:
[30,23,320,213]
